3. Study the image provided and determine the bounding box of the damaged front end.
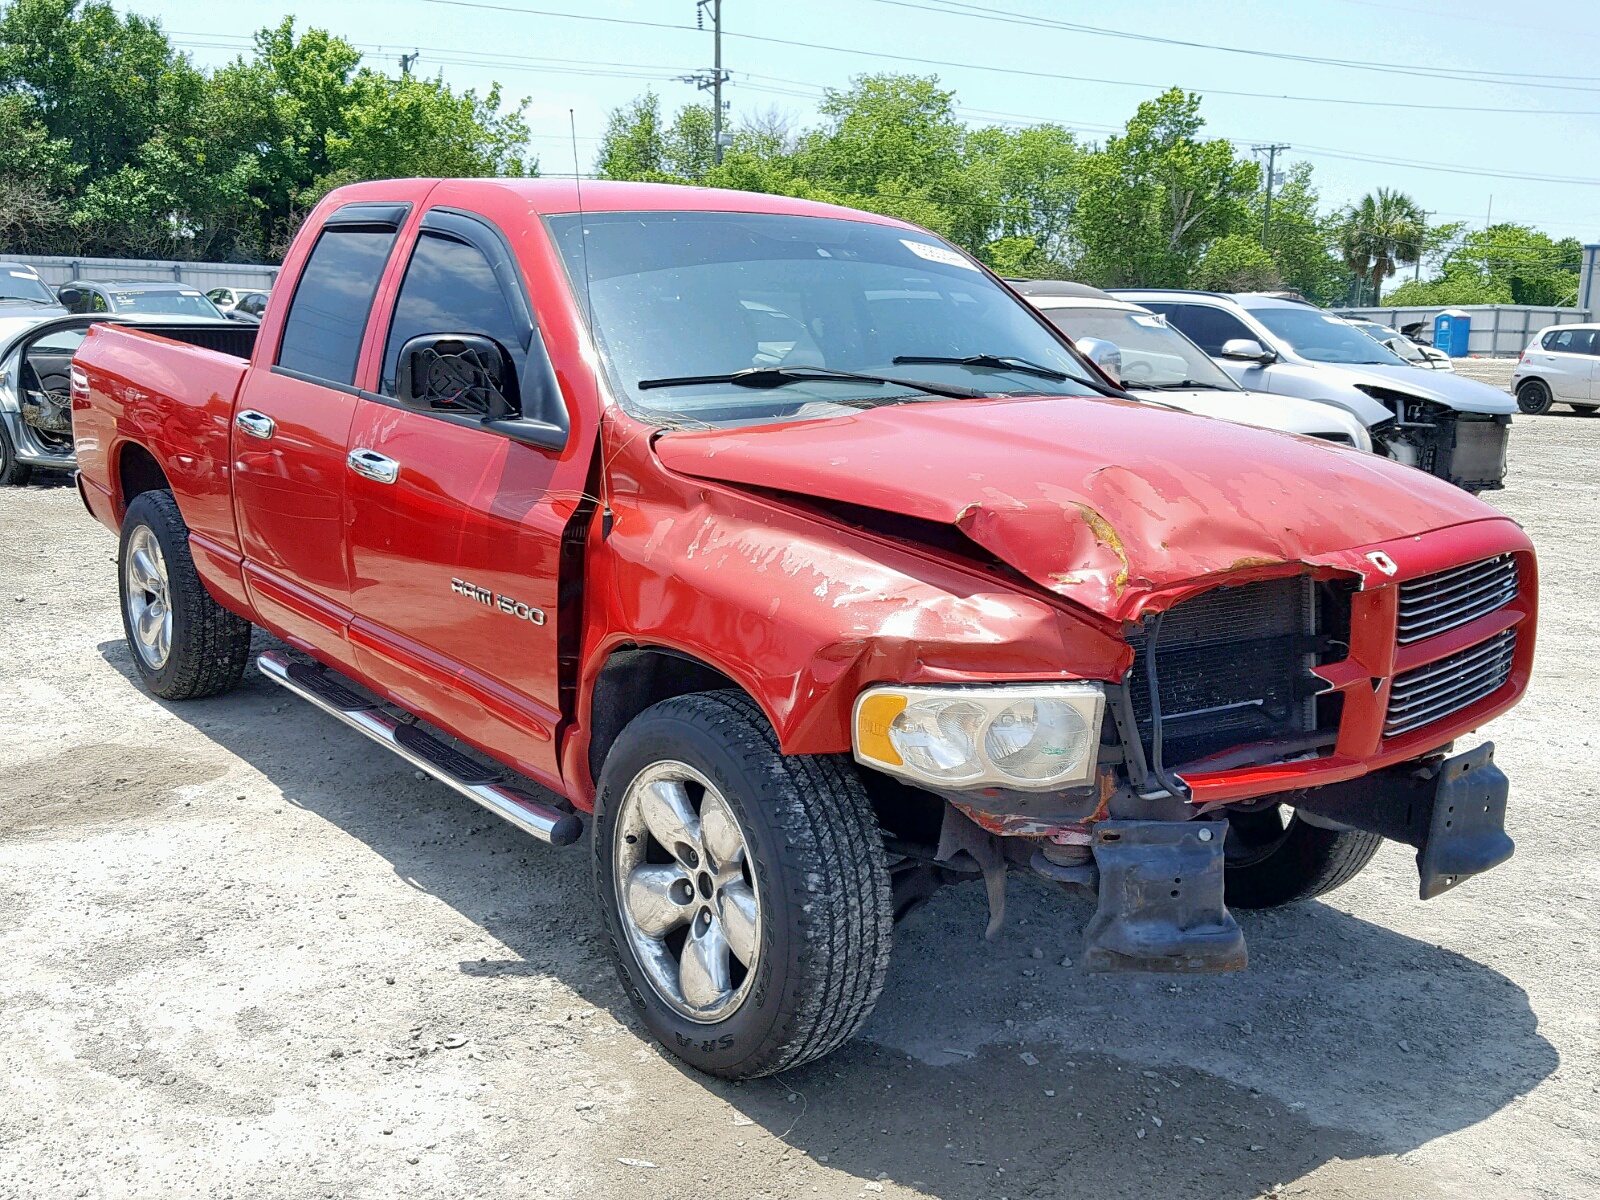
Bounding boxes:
[853,547,1531,975]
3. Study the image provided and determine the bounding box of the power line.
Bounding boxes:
[407,0,1600,117]
[862,0,1600,91]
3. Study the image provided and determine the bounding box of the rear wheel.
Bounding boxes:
[1516,380,1554,415]
[0,420,32,486]
[118,490,251,699]
[594,690,892,1079]
[1221,805,1383,909]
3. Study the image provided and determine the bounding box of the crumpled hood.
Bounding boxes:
[653,395,1499,622]
[1309,361,1516,415]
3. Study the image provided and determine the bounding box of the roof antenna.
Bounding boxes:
[571,109,612,538]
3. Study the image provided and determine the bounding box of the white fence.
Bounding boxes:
[1334,304,1591,358]
[5,253,279,293]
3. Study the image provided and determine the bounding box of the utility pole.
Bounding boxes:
[683,1,731,165]
[398,51,420,77]
[1252,143,1291,248]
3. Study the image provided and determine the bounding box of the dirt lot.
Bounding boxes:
[2,402,1597,1200]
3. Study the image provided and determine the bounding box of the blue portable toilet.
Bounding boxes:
[1434,309,1471,357]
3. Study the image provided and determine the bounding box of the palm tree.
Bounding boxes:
[1338,188,1426,303]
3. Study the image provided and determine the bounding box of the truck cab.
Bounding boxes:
[73,180,1535,1080]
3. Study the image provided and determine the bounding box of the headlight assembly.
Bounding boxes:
[853,683,1105,791]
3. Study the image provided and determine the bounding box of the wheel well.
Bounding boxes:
[588,647,741,784]
[117,443,169,515]
[1517,376,1546,392]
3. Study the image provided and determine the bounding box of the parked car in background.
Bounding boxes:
[1013,280,1373,450]
[1511,324,1600,415]
[1346,319,1453,371]
[1111,290,1515,491]
[207,287,272,322]
[73,178,1534,1080]
[1,316,257,485]
[0,262,68,315]
[59,280,229,320]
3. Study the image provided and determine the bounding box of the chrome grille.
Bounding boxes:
[1384,628,1515,738]
[1396,554,1518,645]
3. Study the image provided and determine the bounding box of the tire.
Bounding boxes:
[1572,404,1598,416]
[1515,380,1554,415]
[0,419,32,486]
[593,689,893,1079]
[1221,805,1383,909]
[118,490,251,700]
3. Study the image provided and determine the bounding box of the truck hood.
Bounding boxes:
[653,395,1496,622]
[1124,385,1372,448]
[1300,361,1514,415]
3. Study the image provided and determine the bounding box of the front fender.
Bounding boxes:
[583,481,1129,759]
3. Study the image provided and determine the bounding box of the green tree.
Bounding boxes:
[1251,162,1344,304]
[596,90,665,180]
[1071,88,1259,287]
[1194,233,1278,291]
[962,122,1080,273]
[1337,187,1426,304]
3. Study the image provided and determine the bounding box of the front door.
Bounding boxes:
[1537,327,1594,400]
[231,200,412,667]
[343,208,581,788]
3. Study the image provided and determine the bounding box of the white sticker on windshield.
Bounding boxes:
[900,239,978,271]
[1130,313,1164,327]
[8,270,35,278]
[180,290,202,296]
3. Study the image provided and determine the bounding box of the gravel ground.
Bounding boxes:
[2,400,1597,1200]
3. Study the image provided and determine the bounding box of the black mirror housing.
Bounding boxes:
[57,287,82,309]
[396,333,521,420]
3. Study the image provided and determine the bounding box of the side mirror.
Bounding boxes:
[1075,337,1122,385]
[56,287,82,309]
[1220,338,1275,364]
[396,333,520,421]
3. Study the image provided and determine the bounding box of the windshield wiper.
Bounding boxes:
[637,365,985,400]
[1134,380,1227,391]
[892,353,1067,381]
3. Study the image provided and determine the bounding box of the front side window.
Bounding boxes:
[1040,306,1238,390]
[547,210,1098,430]
[277,227,399,385]
[381,231,526,397]
[0,267,60,305]
[1248,306,1409,365]
[1140,303,1256,356]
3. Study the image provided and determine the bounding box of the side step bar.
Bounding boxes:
[257,651,583,847]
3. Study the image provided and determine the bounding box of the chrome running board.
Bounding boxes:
[257,651,583,847]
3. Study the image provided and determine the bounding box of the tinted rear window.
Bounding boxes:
[276,227,398,384]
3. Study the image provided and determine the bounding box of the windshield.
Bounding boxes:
[107,288,222,317]
[0,267,59,305]
[547,211,1098,429]
[1353,322,1423,361]
[1040,306,1239,390]
[1250,306,1409,365]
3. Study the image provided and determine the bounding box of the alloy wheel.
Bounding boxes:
[124,525,172,670]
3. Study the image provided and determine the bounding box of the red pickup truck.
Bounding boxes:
[73,178,1536,1079]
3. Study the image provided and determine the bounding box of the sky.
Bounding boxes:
[119,0,1600,243]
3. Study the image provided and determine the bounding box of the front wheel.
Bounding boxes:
[594,690,892,1079]
[118,490,252,699]
[0,419,32,486]
[1516,380,1554,415]
[1221,804,1383,909]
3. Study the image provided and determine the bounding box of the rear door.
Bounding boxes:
[230,200,412,667]
[342,205,579,788]
[1143,301,1271,388]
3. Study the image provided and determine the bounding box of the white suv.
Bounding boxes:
[1511,324,1600,416]
[1111,290,1516,492]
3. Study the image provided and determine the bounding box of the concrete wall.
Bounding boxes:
[6,253,278,293]
[1334,304,1591,357]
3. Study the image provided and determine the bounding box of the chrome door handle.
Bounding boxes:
[347,448,400,485]
[235,410,276,440]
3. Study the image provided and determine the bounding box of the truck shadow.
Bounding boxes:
[98,638,1557,1200]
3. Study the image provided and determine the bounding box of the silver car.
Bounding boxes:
[1511,324,1600,416]
[1014,282,1373,450]
[1110,290,1515,492]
